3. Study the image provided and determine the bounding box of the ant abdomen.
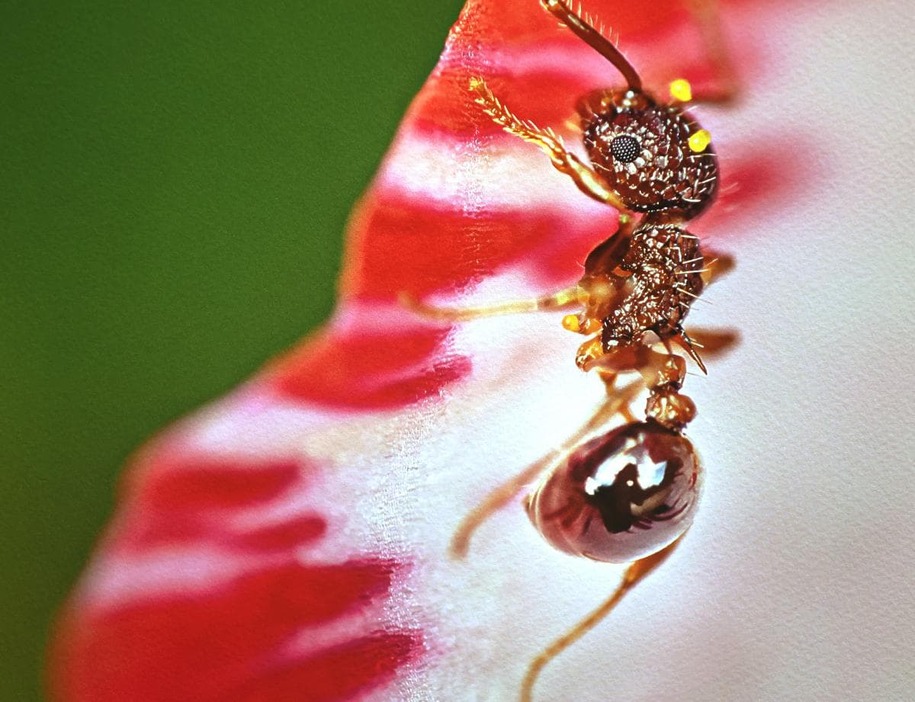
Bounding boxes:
[601,222,704,347]
[525,421,702,564]
[582,90,719,218]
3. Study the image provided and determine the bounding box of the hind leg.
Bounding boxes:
[519,535,685,702]
[450,380,643,558]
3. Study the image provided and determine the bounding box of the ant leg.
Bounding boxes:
[685,327,738,357]
[666,332,707,374]
[401,285,581,323]
[519,534,685,702]
[574,335,605,371]
[470,78,627,211]
[576,336,666,376]
[675,0,739,105]
[450,381,642,558]
[701,249,735,287]
[405,213,634,326]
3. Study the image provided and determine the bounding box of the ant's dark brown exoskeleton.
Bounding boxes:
[407,1,739,699]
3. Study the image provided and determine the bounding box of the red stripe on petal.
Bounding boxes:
[342,192,615,300]
[408,58,602,137]
[51,440,422,702]
[52,559,410,702]
[343,197,505,298]
[235,514,328,551]
[450,0,693,47]
[412,0,767,138]
[109,454,309,552]
[135,455,301,511]
[269,306,471,410]
[116,511,328,554]
[234,634,420,702]
[702,139,816,239]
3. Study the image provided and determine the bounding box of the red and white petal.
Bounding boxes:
[50,1,914,701]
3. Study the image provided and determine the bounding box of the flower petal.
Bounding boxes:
[50,1,856,701]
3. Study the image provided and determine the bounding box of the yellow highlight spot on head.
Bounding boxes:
[562,314,581,332]
[688,129,712,153]
[669,78,693,103]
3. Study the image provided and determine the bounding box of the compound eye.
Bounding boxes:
[610,134,640,163]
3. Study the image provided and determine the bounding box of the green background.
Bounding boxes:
[0,1,465,698]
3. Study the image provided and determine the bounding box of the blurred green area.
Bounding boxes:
[0,1,465,698]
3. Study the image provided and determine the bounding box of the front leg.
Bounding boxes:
[470,77,627,211]
[401,285,582,323]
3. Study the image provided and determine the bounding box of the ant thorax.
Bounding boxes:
[601,223,704,347]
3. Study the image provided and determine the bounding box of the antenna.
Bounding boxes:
[542,0,643,91]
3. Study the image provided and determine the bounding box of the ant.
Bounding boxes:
[408,0,738,699]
